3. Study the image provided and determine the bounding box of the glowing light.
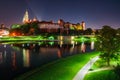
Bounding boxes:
[0,30,9,36]
[71,36,75,40]
[23,10,29,23]
[48,41,54,46]
[48,36,54,41]
[90,37,97,42]
[11,32,17,36]
[58,36,63,41]
[59,41,63,47]
[71,40,75,48]
[23,49,30,67]
[74,36,88,42]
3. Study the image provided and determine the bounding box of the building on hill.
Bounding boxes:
[23,10,38,23]
[0,24,9,36]
[38,20,85,34]
[38,21,63,33]
[23,10,29,23]
[81,21,85,30]
[22,10,86,35]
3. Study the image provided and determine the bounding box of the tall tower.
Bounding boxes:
[81,21,85,30]
[23,10,29,23]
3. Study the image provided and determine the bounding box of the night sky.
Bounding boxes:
[0,0,120,29]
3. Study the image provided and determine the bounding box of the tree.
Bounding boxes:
[85,28,93,35]
[117,28,120,35]
[30,22,40,35]
[20,23,31,35]
[9,28,22,36]
[114,64,120,78]
[96,25,120,66]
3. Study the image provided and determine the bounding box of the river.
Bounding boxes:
[0,36,95,80]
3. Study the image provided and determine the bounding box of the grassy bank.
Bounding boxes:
[84,70,120,80]
[84,56,120,80]
[15,52,99,80]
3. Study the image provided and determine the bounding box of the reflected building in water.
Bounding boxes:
[81,42,86,53]
[0,52,3,64]
[91,41,95,50]
[12,51,17,70]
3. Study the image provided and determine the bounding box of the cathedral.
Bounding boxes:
[22,10,86,34]
[22,10,38,23]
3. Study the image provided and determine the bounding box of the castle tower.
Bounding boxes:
[33,17,38,22]
[81,21,85,30]
[23,10,29,23]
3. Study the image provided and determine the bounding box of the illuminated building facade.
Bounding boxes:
[21,10,86,34]
[81,21,85,30]
[0,24,9,36]
[23,10,29,23]
[38,20,85,34]
[23,10,38,23]
[38,21,63,33]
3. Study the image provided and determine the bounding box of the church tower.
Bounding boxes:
[23,10,29,23]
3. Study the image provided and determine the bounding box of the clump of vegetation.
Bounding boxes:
[84,70,120,80]
[114,63,120,78]
[95,25,120,66]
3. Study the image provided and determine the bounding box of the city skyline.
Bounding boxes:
[0,0,120,29]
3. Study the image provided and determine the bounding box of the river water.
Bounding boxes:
[0,36,95,80]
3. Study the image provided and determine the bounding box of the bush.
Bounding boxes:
[114,63,120,78]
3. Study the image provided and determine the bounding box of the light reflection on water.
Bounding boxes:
[23,49,30,67]
[81,42,86,52]
[0,37,95,80]
[91,41,95,50]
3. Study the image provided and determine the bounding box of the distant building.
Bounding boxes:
[58,19,65,27]
[23,10,29,23]
[81,21,85,30]
[0,29,9,36]
[21,10,86,34]
[0,24,9,36]
[22,10,38,23]
[38,21,63,33]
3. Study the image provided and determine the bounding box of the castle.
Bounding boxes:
[22,10,86,34]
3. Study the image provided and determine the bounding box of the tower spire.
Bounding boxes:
[23,10,29,23]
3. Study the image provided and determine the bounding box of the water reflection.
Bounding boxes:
[0,52,3,64]
[91,41,95,50]
[59,41,63,47]
[23,49,30,67]
[81,42,86,52]
[12,51,16,70]
[4,44,6,48]
[57,49,62,58]
[48,41,54,46]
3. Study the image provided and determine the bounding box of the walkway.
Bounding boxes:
[73,56,99,80]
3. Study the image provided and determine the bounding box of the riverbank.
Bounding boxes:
[84,56,120,80]
[15,52,99,80]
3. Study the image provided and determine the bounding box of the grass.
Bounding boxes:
[84,70,120,80]
[84,55,120,80]
[15,52,99,80]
